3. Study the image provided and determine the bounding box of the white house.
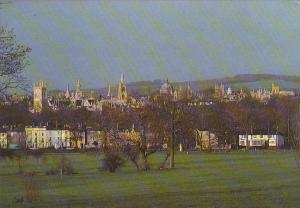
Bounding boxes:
[239,134,284,149]
[268,135,284,148]
[47,129,72,149]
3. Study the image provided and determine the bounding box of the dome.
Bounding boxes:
[160,82,173,95]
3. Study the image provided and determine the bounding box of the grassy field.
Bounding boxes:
[0,151,300,208]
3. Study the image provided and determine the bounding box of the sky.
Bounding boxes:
[1,0,300,89]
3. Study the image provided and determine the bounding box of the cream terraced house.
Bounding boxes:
[25,127,49,149]
[0,132,8,149]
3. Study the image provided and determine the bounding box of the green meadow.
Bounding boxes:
[0,151,300,208]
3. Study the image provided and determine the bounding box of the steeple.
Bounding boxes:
[65,84,70,99]
[120,73,125,83]
[75,80,83,100]
[107,85,111,97]
[76,80,81,91]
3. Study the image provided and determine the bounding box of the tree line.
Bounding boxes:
[1,93,300,168]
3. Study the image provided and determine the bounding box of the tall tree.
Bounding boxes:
[0,26,31,96]
[147,92,193,169]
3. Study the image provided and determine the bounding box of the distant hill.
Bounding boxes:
[191,74,300,91]
[120,74,300,95]
[49,74,300,96]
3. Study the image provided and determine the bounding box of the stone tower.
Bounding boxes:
[271,83,280,95]
[33,80,47,113]
[117,73,128,102]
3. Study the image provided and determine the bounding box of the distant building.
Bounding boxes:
[33,80,47,113]
[238,134,284,149]
[65,84,71,99]
[176,84,193,100]
[160,80,174,97]
[195,130,223,150]
[117,73,128,102]
[107,85,111,98]
[251,88,271,103]
[271,83,294,97]
[0,132,7,149]
[47,129,72,149]
[25,127,49,149]
[279,90,295,97]
[7,130,26,149]
[271,83,280,95]
[86,129,104,148]
[75,80,83,100]
[214,83,225,98]
[226,87,232,96]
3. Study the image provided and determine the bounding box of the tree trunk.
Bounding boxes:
[141,152,149,171]
[160,152,170,169]
[170,135,175,169]
[169,102,175,169]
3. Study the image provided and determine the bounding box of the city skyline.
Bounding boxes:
[1,1,300,89]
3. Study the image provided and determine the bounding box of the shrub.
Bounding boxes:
[102,152,125,173]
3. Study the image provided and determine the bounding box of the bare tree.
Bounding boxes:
[146,92,191,169]
[0,26,31,96]
[290,103,300,168]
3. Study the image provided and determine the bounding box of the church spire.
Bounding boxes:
[76,80,81,90]
[65,84,70,99]
[75,80,82,100]
[107,84,111,97]
[121,73,125,83]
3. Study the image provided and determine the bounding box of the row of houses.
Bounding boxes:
[0,127,141,150]
[238,134,284,149]
[0,127,285,150]
[195,130,285,150]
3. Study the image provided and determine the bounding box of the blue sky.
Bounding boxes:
[1,0,300,89]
